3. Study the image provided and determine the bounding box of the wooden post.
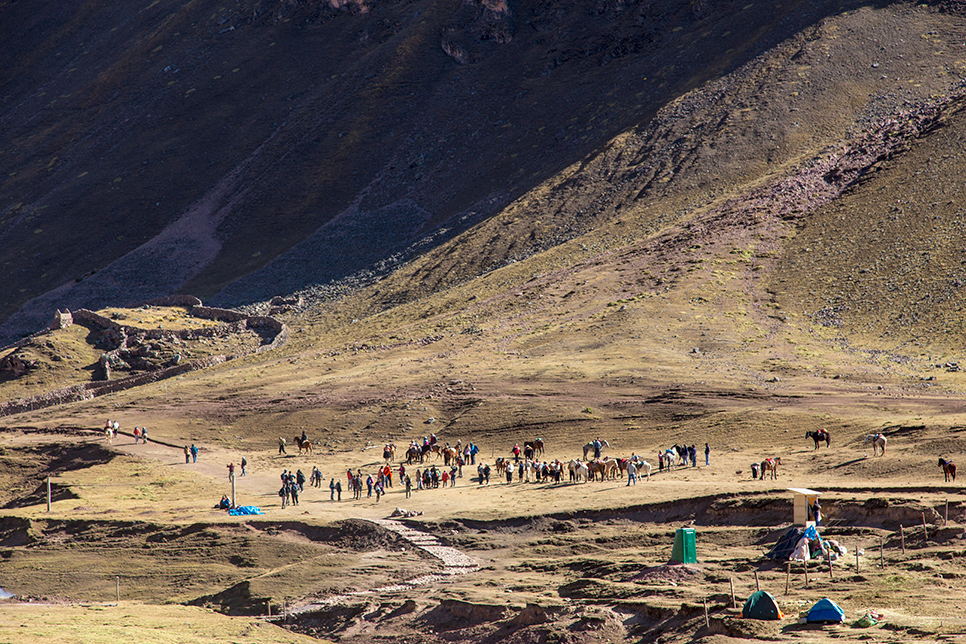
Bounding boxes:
[46,476,51,512]
[231,475,236,508]
[879,536,884,567]
[804,558,809,586]
[827,548,833,580]
[900,525,905,554]
[704,598,710,628]
[922,512,929,541]
[730,578,737,609]
[754,570,761,592]
[785,563,791,594]
[116,576,120,603]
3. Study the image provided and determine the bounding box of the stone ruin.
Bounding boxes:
[51,309,73,330]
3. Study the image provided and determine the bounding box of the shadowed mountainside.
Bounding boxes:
[1,0,946,344]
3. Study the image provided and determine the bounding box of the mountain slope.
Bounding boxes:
[1,0,949,344]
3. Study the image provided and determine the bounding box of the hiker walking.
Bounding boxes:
[240,456,247,476]
[705,443,710,466]
[190,444,199,463]
[278,437,287,455]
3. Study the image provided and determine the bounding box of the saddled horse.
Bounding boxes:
[759,456,782,480]
[806,429,831,449]
[442,447,459,466]
[294,436,313,454]
[587,460,607,481]
[524,438,545,457]
[568,459,589,483]
[864,433,887,456]
[939,457,957,482]
[582,439,610,460]
[382,443,396,463]
[428,444,443,460]
[634,458,652,481]
[406,445,422,464]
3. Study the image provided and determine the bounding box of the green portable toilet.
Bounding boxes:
[670,527,697,563]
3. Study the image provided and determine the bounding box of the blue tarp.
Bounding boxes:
[229,506,264,515]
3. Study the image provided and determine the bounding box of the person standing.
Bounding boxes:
[141,427,148,443]
[133,427,141,444]
[627,460,638,486]
[329,478,336,500]
[227,462,235,481]
[190,444,199,463]
[241,456,247,476]
[705,443,710,466]
[184,446,190,464]
[405,475,412,498]
[335,479,342,501]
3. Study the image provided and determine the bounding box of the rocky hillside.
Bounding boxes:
[4,0,964,347]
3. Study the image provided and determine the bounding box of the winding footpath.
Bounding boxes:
[286,517,479,614]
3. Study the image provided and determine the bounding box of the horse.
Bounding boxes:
[585,460,605,481]
[568,459,589,482]
[523,445,535,460]
[406,445,422,464]
[635,459,652,481]
[939,457,957,482]
[442,447,458,466]
[294,436,313,454]
[524,439,545,456]
[603,458,620,480]
[806,429,831,449]
[382,443,396,462]
[583,439,610,460]
[864,433,887,456]
[759,457,781,480]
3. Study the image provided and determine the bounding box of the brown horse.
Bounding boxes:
[939,457,957,482]
[760,457,782,480]
[587,460,607,481]
[294,436,313,454]
[805,429,830,449]
[524,439,545,456]
[442,447,458,466]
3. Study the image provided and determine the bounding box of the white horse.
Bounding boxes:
[634,458,652,481]
[583,439,610,460]
[864,433,887,456]
[569,459,589,482]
